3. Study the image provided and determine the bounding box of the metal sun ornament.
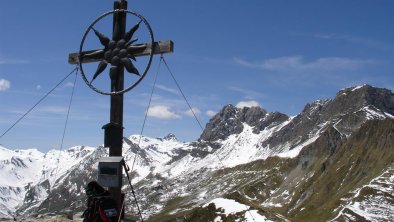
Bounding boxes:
[90,21,143,82]
[79,9,154,95]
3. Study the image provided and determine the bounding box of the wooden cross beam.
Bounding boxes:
[68,40,173,64]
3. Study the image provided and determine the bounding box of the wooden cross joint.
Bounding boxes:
[68,40,174,65]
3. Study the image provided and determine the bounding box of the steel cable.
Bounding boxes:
[161,56,226,167]
[0,66,79,139]
[131,56,162,171]
[122,162,144,222]
[161,56,204,131]
[40,66,79,213]
[161,57,256,222]
[122,56,163,222]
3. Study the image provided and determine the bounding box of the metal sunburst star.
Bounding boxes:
[84,20,147,83]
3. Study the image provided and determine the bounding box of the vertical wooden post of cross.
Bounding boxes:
[104,0,127,219]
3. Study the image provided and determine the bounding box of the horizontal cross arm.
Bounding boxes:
[68,40,174,64]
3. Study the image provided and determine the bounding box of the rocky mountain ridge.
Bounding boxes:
[0,84,393,221]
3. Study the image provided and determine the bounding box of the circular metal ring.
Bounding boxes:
[79,9,154,95]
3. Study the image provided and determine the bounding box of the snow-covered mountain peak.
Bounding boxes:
[337,84,392,100]
[199,104,288,142]
[338,84,373,95]
[66,145,95,153]
[0,147,46,188]
[0,147,44,161]
[301,99,330,116]
[162,133,177,141]
[0,145,16,160]
[340,84,368,92]
[127,134,182,148]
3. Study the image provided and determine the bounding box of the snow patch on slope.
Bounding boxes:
[332,165,394,221]
[360,105,387,120]
[205,198,274,222]
[158,121,293,178]
[276,135,320,158]
[351,85,367,91]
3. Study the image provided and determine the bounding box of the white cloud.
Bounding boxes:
[314,33,393,51]
[0,79,11,91]
[155,84,180,95]
[38,106,67,115]
[236,100,261,108]
[54,81,75,91]
[234,56,375,72]
[228,86,265,99]
[36,85,42,90]
[0,53,29,65]
[0,58,29,65]
[206,110,217,117]
[184,107,201,117]
[64,82,74,88]
[147,105,181,120]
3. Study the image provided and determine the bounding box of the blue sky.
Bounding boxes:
[1,0,393,152]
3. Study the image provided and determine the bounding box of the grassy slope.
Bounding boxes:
[288,119,394,221]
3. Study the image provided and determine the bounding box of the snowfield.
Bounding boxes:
[205,198,274,222]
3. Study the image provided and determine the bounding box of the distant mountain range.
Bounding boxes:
[0,84,393,221]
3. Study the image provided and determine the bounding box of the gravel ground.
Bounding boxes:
[0,213,137,222]
[0,213,83,222]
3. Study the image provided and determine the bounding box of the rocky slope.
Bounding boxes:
[0,84,393,221]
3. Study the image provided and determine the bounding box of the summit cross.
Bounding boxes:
[67,0,173,219]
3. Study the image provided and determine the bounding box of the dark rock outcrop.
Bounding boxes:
[261,85,394,150]
[200,105,289,141]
